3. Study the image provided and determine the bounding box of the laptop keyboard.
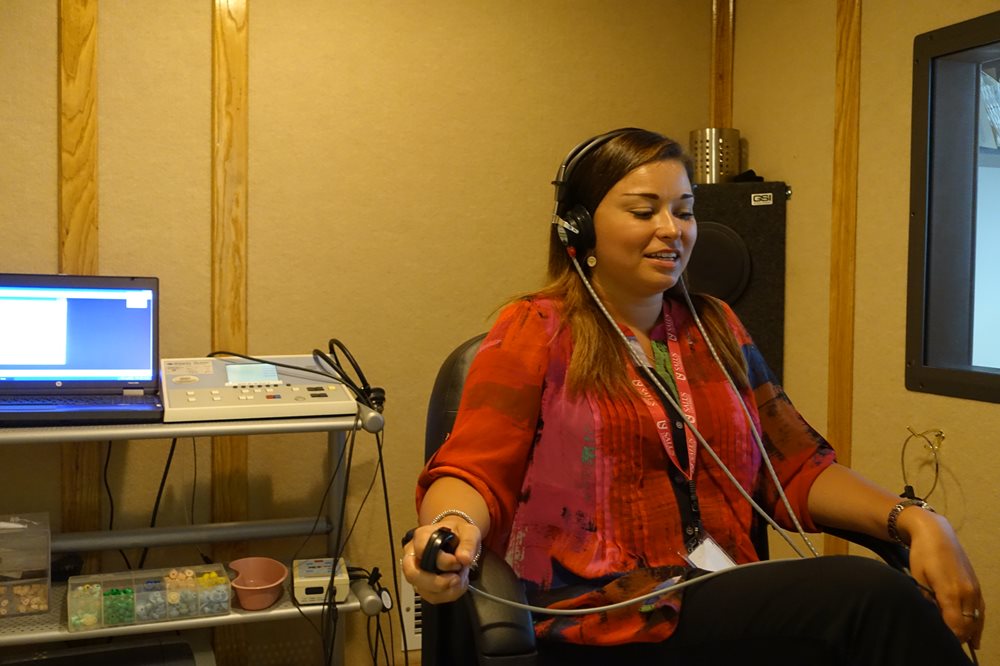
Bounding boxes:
[0,395,161,406]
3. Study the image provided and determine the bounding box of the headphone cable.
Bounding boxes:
[678,279,818,557]
[568,254,817,558]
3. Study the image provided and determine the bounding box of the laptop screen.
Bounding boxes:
[0,273,159,392]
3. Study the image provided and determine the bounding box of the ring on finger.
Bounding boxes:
[961,608,982,621]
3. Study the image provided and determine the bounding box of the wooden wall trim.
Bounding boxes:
[210,0,249,533]
[58,0,101,562]
[710,0,735,128]
[211,1,250,660]
[825,0,862,556]
[58,0,98,276]
[211,0,250,357]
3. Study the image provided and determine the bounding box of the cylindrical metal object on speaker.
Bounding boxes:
[689,128,741,184]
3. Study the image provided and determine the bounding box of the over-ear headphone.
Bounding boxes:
[551,128,639,257]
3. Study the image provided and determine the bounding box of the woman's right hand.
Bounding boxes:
[400,518,482,605]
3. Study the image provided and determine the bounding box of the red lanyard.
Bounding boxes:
[625,305,699,479]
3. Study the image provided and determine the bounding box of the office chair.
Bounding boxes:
[422,333,909,666]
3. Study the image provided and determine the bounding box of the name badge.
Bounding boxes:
[685,534,737,572]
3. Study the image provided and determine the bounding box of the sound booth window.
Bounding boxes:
[906,9,1000,403]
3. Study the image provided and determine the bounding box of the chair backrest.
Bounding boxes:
[423,333,538,666]
[425,332,487,461]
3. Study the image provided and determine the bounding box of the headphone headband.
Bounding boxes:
[552,128,638,213]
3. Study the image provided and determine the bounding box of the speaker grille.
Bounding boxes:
[687,221,752,304]
[687,182,787,382]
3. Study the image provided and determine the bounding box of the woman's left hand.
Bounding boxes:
[901,508,985,648]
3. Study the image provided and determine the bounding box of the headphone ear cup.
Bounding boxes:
[560,204,596,255]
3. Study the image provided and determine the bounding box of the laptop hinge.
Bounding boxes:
[122,389,144,397]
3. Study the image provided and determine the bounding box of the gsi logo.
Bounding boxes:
[750,193,774,206]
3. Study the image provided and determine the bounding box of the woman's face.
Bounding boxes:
[589,159,696,302]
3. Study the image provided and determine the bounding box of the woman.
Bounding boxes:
[403,128,983,664]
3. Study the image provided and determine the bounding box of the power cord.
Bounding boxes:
[324,418,359,666]
[102,441,132,570]
[209,342,394,662]
[287,425,353,646]
[179,437,214,565]
[137,438,178,568]
[325,425,410,665]
[349,566,397,664]
[318,340,406,664]
[375,430,409,665]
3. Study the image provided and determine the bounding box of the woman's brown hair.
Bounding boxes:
[532,128,749,397]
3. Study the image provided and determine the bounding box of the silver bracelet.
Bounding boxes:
[431,509,477,527]
[887,498,934,544]
[430,510,482,568]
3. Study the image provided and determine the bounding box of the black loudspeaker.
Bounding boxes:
[685,181,788,382]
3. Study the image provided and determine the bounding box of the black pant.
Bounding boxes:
[538,556,972,666]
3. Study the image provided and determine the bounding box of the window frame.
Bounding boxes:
[905,9,1000,403]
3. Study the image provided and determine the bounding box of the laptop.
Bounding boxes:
[0,273,164,426]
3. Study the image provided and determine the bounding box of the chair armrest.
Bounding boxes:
[823,526,911,572]
[461,549,538,665]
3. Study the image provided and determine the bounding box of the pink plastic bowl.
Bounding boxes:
[229,557,288,610]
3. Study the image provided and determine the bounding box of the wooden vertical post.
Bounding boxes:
[211,0,250,661]
[710,0,735,128]
[210,0,250,550]
[58,0,101,571]
[826,0,862,557]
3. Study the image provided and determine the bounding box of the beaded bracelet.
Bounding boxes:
[430,509,482,568]
[887,498,934,544]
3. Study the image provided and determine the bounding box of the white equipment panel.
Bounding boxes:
[160,355,358,422]
[292,557,349,605]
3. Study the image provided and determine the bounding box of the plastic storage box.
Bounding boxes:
[67,564,230,632]
[0,513,50,618]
